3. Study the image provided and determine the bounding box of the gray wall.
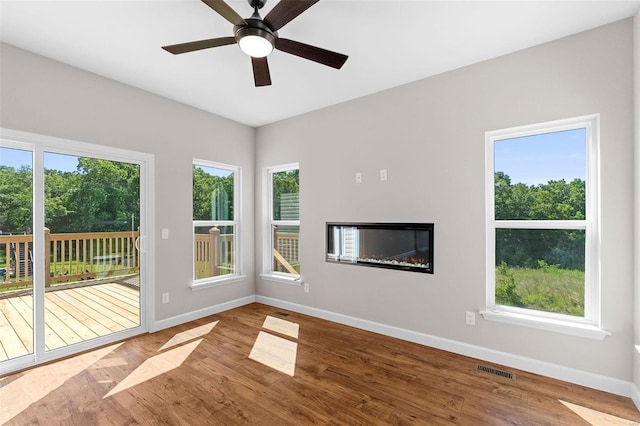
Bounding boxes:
[634,9,640,401]
[256,19,635,381]
[0,43,256,322]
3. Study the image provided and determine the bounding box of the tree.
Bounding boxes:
[68,158,140,232]
[494,172,586,271]
[192,166,233,221]
[272,169,299,220]
[0,165,33,233]
[44,169,80,233]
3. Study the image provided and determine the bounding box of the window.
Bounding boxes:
[484,115,605,338]
[192,160,240,286]
[264,164,300,280]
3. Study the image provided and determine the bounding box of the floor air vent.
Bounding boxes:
[476,364,515,381]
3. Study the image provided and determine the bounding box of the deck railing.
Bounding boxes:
[0,229,139,291]
[274,229,300,274]
[194,227,301,278]
[1,227,300,290]
[194,228,234,279]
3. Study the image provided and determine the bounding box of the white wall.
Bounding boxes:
[633,8,640,407]
[0,43,256,324]
[256,19,635,383]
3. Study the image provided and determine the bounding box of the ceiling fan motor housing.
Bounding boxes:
[234,19,277,50]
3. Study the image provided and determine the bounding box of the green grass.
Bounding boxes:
[0,259,134,293]
[495,262,585,316]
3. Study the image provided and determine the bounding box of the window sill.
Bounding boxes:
[190,275,247,291]
[479,309,611,340]
[259,273,302,286]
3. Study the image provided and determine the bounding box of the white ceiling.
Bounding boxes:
[1,0,639,127]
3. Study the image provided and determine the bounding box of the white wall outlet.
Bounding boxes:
[379,169,388,181]
[355,172,362,183]
[304,282,310,293]
[161,228,169,239]
[465,311,476,326]
[162,292,169,304]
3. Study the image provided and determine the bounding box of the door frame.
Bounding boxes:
[0,128,155,375]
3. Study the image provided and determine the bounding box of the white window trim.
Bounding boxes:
[191,159,243,289]
[483,115,607,339]
[262,163,301,283]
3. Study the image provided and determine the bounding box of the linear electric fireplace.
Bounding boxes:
[326,222,434,273]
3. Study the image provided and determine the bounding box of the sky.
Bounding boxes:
[494,128,586,186]
[194,164,233,178]
[1,148,80,172]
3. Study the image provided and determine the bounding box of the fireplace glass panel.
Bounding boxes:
[327,223,433,273]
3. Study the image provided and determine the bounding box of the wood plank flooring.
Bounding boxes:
[0,283,139,360]
[1,302,639,425]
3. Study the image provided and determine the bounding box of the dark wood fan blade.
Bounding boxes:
[201,0,246,26]
[276,38,348,69]
[251,57,272,86]
[263,0,319,31]
[162,37,237,54]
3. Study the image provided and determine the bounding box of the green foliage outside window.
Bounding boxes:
[0,159,140,234]
[494,172,587,316]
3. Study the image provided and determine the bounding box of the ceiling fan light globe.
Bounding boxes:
[239,35,273,58]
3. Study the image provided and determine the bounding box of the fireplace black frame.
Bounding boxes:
[326,222,434,274]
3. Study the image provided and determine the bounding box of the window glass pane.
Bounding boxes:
[272,170,299,221]
[0,147,34,359]
[494,129,586,220]
[495,228,585,316]
[273,225,299,274]
[194,225,235,280]
[193,165,234,221]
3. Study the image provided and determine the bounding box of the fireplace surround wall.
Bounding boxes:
[326,222,434,273]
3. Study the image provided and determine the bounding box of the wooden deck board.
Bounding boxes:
[54,289,132,333]
[46,292,113,337]
[91,285,138,309]
[0,283,139,360]
[18,295,67,351]
[74,286,139,323]
[66,287,138,328]
[0,298,33,354]
[0,308,29,360]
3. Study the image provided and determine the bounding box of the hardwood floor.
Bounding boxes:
[1,302,638,425]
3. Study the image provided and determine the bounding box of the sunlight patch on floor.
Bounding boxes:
[249,331,297,376]
[0,342,123,425]
[104,339,202,398]
[158,321,218,351]
[262,315,299,339]
[559,400,639,425]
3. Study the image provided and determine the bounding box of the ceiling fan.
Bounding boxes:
[162,0,348,87]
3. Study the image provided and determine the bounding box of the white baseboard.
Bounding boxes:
[151,295,256,332]
[632,383,640,411]
[256,295,633,398]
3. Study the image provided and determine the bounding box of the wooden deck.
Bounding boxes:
[0,280,139,361]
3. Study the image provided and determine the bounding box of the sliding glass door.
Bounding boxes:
[42,152,141,352]
[0,132,151,372]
